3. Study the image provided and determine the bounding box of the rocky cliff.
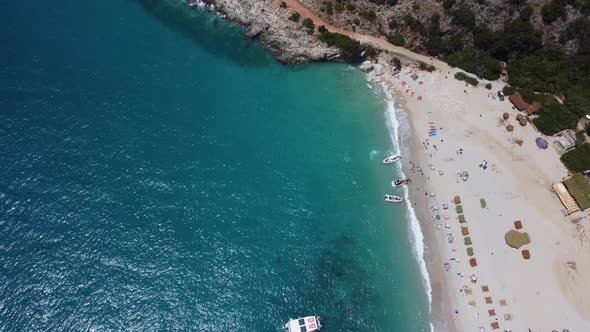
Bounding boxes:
[208,0,340,63]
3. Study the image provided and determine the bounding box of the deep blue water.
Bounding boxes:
[0,0,430,330]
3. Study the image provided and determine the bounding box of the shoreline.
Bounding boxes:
[364,53,590,331]
[380,76,457,332]
[192,2,590,330]
[383,97,435,331]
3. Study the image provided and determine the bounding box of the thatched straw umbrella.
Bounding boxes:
[504,230,531,249]
[461,226,469,236]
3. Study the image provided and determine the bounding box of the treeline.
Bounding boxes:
[421,2,590,137]
[317,26,366,62]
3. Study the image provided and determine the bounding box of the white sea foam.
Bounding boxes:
[384,98,434,332]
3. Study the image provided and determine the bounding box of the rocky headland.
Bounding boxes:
[206,0,341,63]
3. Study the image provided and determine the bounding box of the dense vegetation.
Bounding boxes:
[424,1,590,145]
[289,12,301,22]
[317,26,364,62]
[386,33,405,46]
[311,1,590,172]
[302,18,315,35]
[454,72,479,86]
[561,144,590,173]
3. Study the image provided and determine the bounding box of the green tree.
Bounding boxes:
[386,33,405,46]
[302,18,315,35]
[542,0,567,24]
[289,12,301,22]
[519,4,533,21]
[561,144,590,172]
[451,6,476,29]
[360,10,377,22]
[393,57,402,70]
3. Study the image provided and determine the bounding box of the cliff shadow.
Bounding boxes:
[137,0,275,67]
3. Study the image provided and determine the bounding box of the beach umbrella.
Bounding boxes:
[435,214,441,220]
[504,230,531,249]
[444,215,449,220]
[535,137,548,149]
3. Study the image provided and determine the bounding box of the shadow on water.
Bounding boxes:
[137,0,274,66]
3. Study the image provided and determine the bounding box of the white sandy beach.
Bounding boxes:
[365,58,590,332]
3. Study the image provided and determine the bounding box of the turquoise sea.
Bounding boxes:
[0,0,430,330]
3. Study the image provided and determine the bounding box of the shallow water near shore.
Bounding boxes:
[0,0,430,330]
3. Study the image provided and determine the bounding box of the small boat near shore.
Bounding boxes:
[384,194,403,203]
[284,316,323,332]
[391,178,411,187]
[383,154,401,164]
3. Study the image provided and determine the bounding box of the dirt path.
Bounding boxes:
[278,0,449,72]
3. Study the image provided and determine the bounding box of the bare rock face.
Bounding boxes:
[359,61,374,72]
[211,0,340,63]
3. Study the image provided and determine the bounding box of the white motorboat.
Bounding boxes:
[391,178,411,187]
[382,154,401,164]
[284,316,323,332]
[384,194,403,203]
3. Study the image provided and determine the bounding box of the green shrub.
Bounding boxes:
[456,205,464,213]
[386,33,405,46]
[318,25,327,34]
[454,196,461,204]
[419,61,435,72]
[519,4,533,21]
[326,2,333,15]
[280,1,287,9]
[353,18,360,26]
[289,12,301,22]
[360,10,377,22]
[302,18,315,35]
[564,18,590,55]
[318,30,363,62]
[485,83,492,90]
[393,57,402,70]
[480,198,487,208]
[464,237,472,245]
[458,214,466,223]
[542,0,567,24]
[467,247,474,256]
[335,3,345,13]
[404,14,427,35]
[503,85,516,96]
[451,5,476,29]
[346,3,356,11]
[454,72,479,86]
[532,99,579,136]
[561,144,590,173]
[388,17,397,30]
[576,130,586,144]
[443,0,456,10]
[446,48,500,80]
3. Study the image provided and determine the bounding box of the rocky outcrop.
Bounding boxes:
[210,0,340,63]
